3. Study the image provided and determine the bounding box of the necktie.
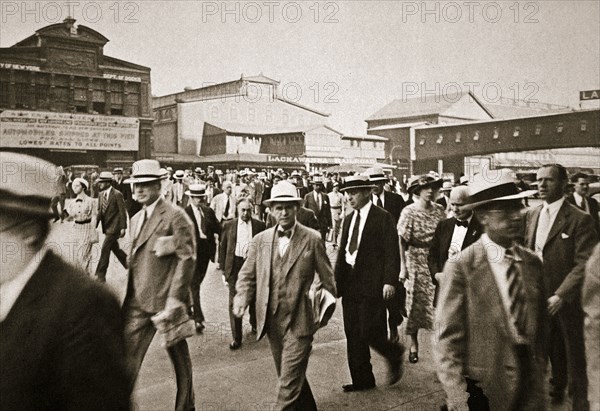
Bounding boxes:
[197,206,207,236]
[348,211,361,254]
[101,191,109,213]
[376,196,383,208]
[505,248,528,337]
[535,207,551,255]
[133,209,147,247]
[224,196,230,219]
[317,193,322,211]
[581,197,588,212]
[455,219,468,228]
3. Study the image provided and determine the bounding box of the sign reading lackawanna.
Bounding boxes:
[0,111,139,151]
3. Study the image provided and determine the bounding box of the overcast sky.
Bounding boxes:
[2,0,599,134]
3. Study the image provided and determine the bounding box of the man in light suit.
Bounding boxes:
[123,160,197,411]
[335,175,404,392]
[435,170,546,411]
[525,164,598,409]
[95,171,128,282]
[171,170,189,208]
[0,152,131,411]
[211,181,236,224]
[583,244,600,411]
[233,181,336,411]
[303,175,331,242]
[185,184,221,332]
[219,198,266,349]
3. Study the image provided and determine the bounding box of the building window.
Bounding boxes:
[35,84,50,109]
[51,86,70,112]
[110,81,124,115]
[14,83,32,109]
[93,101,105,113]
[373,141,377,148]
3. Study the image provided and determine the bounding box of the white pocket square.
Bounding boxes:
[561,233,569,239]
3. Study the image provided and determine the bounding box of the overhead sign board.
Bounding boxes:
[0,110,139,151]
[580,90,600,101]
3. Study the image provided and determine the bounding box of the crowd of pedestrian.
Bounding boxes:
[2,150,600,411]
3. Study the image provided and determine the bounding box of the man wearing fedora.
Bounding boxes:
[435,170,546,411]
[185,184,221,333]
[123,160,197,411]
[304,174,332,242]
[327,181,345,246]
[233,180,336,410]
[437,181,453,215]
[0,152,130,410]
[365,167,407,343]
[95,170,128,282]
[524,164,598,409]
[218,198,266,349]
[172,170,189,208]
[335,175,405,392]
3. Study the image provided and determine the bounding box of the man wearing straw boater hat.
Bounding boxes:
[233,180,336,410]
[303,173,331,242]
[0,152,130,410]
[123,159,197,411]
[184,184,221,333]
[95,170,128,282]
[435,169,546,411]
[335,174,405,392]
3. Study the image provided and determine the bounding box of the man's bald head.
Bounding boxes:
[449,186,472,221]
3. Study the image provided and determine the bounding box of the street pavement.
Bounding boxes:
[46,203,571,411]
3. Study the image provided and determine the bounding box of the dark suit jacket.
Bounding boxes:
[335,204,400,300]
[185,204,221,262]
[525,201,598,303]
[0,251,130,410]
[127,198,196,313]
[219,218,266,282]
[96,187,127,234]
[373,191,406,224]
[435,241,547,409]
[436,196,448,210]
[566,194,600,234]
[304,191,332,231]
[428,216,482,305]
[266,206,320,231]
[112,179,132,211]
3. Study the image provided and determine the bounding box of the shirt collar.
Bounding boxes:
[143,197,160,218]
[104,186,112,195]
[277,222,297,237]
[358,200,372,217]
[238,218,251,226]
[481,233,507,263]
[543,197,564,216]
[573,192,584,204]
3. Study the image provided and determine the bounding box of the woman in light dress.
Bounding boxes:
[397,175,445,364]
[65,178,98,275]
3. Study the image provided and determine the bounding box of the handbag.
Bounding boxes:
[151,305,196,348]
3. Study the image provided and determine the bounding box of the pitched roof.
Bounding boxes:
[367,92,467,121]
[342,134,388,141]
[204,122,340,136]
[482,98,572,119]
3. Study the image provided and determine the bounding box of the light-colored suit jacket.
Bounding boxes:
[126,198,196,313]
[435,239,547,411]
[234,223,336,339]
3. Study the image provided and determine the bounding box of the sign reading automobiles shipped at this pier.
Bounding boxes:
[0,110,139,151]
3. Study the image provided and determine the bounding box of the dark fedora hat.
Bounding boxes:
[407,175,443,195]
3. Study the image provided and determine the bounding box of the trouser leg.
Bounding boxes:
[342,297,376,387]
[228,280,243,343]
[96,233,119,281]
[191,252,210,324]
[167,340,195,411]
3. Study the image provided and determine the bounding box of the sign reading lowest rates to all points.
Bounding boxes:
[0,110,139,151]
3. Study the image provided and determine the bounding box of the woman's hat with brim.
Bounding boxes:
[96,171,114,182]
[124,159,167,184]
[0,151,56,217]
[340,175,376,192]
[263,181,302,205]
[73,177,89,190]
[185,184,207,197]
[364,166,388,183]
[464,169,538,210]
[407,175,444,195]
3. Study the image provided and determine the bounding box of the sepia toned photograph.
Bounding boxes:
[1,1,599,410]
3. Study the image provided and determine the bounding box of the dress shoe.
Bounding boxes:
[229,341,241,350]
[408,351,418,363]
[195,322,205,333]
[388,345,405,385]
[342,383,375,392]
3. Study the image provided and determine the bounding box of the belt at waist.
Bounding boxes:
[331,206,342,209]
[75,219,92,224]
[407,242,430,249]
[222,218,233,222]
